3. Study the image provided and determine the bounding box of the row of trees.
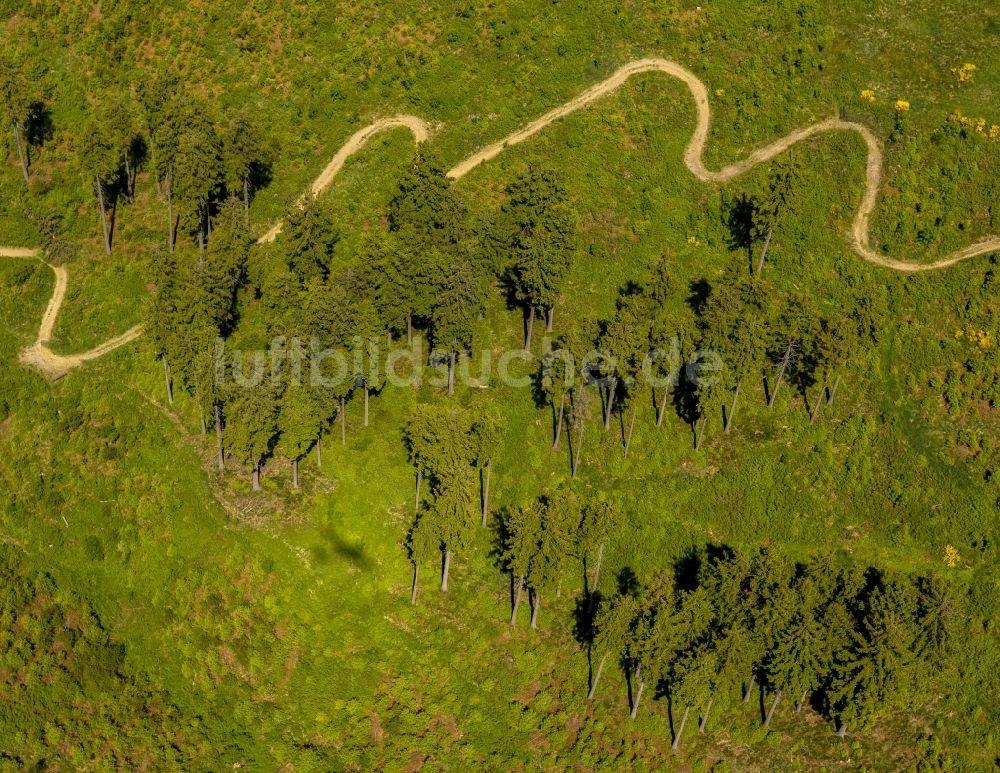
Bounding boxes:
[533,257,868,473]
[147,145,580,490]
[405,460,623,629]
[148,196,400,490]
[404,403,506,599]
[404,470,957,747]
[692,269,863,443]
[583,548,955,748]
[80,78,272,255]
[139,95,867,499]
[1,49,272,257]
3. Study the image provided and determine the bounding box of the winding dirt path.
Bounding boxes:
[0,247,142,379]
[4,56,999,378]
[448,57,999,271]
[258,115,431,243]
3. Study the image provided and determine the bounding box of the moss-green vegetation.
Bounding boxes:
[1,0,999,769]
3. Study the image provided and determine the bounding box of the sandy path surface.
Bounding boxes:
[0,247,142,379]
[447,57,1000,272]
[257,115,431,243]
[4,56,1000,378]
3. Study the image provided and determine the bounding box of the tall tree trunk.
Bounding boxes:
[656,386,670,427]
[163,358,173,404]
[742,671,756,704]
[243,175,250,224]
[410,563,419,605]
[292,458,299,488]
[836,722,848,738]
[529,589,540,629]
[587,542,605,615]
[572,420,584,479]
[810,385,825,425]
[699,694,714,732]
[510,574,523,625]
[552,392,565,449]
[623,404,637,458]
[725,378,742,433]
[592,543,605,596]
[588,652,607,700]
[96,177,112,255]
[199,413,206,435]
[315,434,322,467]
[440,549,451,592]
[252,459,260,491]
[151,143,161,197]
[604,377,618,430]
[480,458,492,527]
[827,374,841,405]
[525,305,535,350]
[123,151,134,203]
[695,415,707,450]
[12,121,29,183]
[415,468,422,511]
[756,227,773,275]
[363,385,369,426]
[447,351,455,396]
[166,174,175,251]
[197,205,206,253]
[630,662,644,719]
[768,352,790,407]
[406,314,412,345]
[546,305,554,333]
[763,689,782,727]
[340,397,346,444]
[796,690,808,714]
[214,404,224,471]
[672,705,690,751]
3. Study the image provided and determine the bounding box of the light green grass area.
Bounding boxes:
[1,0,998,769]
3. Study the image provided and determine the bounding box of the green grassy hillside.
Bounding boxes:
[1,1,998,769]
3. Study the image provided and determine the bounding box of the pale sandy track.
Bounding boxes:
[257,115,431,243]
[0,247,142,379]
[447,57,1000,272]
[4,56,999,378]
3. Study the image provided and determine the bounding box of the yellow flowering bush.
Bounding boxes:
[894,99,910,112]
[951,63,976,83]
[714,88,725,97]
[860,89,876,103]
[943,545,960,568]
[687,235,701,246]
[955,327,993,349]
[948,110,1000,142]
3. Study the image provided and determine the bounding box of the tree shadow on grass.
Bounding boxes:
[313,526,372,571]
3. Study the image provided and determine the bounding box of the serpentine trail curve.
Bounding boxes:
[0,246,142,379]
[3,56,999,378]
